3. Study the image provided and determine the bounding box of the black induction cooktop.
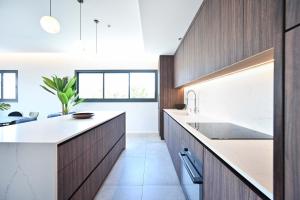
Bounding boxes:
[188,122,273,140]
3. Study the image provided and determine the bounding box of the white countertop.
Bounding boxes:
[0,111,124,144]
[164,109,273,199]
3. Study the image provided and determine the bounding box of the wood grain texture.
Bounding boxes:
[286,0,300,30]
[204,149,250,200]
[58,114,126,200]
[285,26,300,200]
[159,56,184,139]
[243,0,274,58]
[273,0,284,199]
[174,0,274,88]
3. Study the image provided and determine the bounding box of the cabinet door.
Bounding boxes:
[174,42,185,87]
[285,26,300,200]
[203,149,249,200]
[219,0,243,69]
[286,0,300,30]
[244,0,274,58]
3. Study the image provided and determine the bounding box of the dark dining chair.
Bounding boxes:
[8,111,23,117]
[47,112,75,118]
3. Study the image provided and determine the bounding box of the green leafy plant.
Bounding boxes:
[41,75,84,115]
[0,103,11,111]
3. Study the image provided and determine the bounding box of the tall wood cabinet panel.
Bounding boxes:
[284,26,300,200]
[159,56,184,139]
[286,0,300,30]
[243,0,274,58]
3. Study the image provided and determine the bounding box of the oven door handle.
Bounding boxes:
[179,152,203,184]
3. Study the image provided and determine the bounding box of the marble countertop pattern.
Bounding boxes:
[0,111,124,144]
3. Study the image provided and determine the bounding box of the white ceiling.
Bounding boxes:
[0,0,202,56]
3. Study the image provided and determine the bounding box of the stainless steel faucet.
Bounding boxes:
[186,90,198,113]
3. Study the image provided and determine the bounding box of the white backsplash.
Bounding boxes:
[184,61,274,135]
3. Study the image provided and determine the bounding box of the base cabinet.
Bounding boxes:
[164,112,266,200]
[58,113,126,200]
[203,149,263,200]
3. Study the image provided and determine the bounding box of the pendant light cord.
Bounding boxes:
[96,21,98,53]
[50,0,52,16]
[80,2,82,40]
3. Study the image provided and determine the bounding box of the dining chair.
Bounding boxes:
[29,112,39,120]
[8,111,23,117]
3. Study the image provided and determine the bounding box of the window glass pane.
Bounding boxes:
[3,73,16,99]
[78,73,103,99]
[104,73,129,99]
[130,73,156,99]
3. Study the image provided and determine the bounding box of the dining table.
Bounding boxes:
[0,116,29,127]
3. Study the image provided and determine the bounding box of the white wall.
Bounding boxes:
[185,61,274,135]
[0,53,159,134]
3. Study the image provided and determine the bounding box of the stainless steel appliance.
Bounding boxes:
[188,122,273,140]
[179,148,203,200]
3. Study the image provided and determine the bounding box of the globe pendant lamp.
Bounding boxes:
[40,0,60,34]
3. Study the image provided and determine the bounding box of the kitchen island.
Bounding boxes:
[0,111,126,200]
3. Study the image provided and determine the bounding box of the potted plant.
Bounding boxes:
[41,75,84,115]
[0,103,11,111]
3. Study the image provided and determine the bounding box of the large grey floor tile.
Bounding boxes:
[142,186,186,200]
[122,139,147,157]
[146,142,169,157]
[103,156,145,186]
[95,186,143,200]
[143,155,179,185]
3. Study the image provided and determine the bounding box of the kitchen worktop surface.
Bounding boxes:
[164,109,273,199]
[0,111,124,144]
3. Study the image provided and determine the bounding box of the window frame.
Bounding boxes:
[0,70,18,102]
[75,70,158,102]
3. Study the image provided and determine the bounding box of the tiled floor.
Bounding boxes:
[94,133,186,200]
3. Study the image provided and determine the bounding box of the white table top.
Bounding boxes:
[0,111,124,144]
[164,109,273,199]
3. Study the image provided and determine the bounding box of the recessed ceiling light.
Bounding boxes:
[178,37,182,41]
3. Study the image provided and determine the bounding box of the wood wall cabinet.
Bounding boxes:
[243,0,274,58]
[58,114,126,200]
[286,0,300,30]
[284,26,300,200]
[174,0,274,88]
[159,56,184,139]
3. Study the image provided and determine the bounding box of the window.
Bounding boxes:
[0,70,18,101]
[76,70,157,102]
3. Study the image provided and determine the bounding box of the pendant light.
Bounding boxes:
[94,19,99,54]
[75,0,85,51]
[40,0,60,34]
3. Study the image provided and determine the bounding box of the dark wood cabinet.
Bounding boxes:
[286,0,300,30]
[159,56,184,139]
[58,113,126,200]
[204,149,253,200]
[284,26,300,200]
[244,0,274,58]
[174,0,274,88]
